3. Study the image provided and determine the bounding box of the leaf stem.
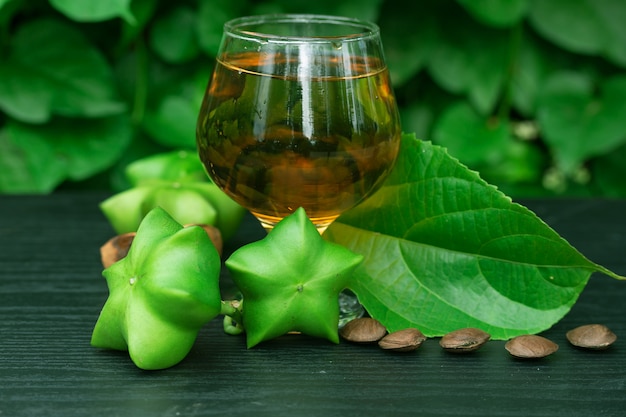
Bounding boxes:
[131,34,148,125]
[497,21,523,122]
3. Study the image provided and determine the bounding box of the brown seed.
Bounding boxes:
[505,335,559,359]
[340,317,387,343]
[566,324,617,350]
[378,328,427,352]
[100,232,136,268]
[440,328,491,353]
[185,223,223,256]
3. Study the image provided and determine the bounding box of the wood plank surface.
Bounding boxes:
[1,193,625,416]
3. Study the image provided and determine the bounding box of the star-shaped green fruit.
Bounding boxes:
[91,207,222,370]
[99,150,245,240]
[225,207,363,348]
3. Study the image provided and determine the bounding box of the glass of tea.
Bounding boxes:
[196,14,402,234]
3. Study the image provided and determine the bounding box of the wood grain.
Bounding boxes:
[1,193,625,416]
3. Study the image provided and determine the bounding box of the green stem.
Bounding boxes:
[497,21,524,122]
[0,1,18,60]
[220,300,244,335]
[131,34,148,125]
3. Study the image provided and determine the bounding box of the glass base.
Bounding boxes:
[338,289,365,328]
[253,212,337,234]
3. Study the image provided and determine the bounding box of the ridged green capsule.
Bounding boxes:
[100,150,245,240]
[91,207,222,370]
[226,208,363,348]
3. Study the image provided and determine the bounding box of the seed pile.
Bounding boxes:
[340,317,617,358]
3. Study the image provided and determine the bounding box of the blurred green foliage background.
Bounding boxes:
[1,0,626,197]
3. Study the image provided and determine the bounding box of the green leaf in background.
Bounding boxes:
[0,0,19,26]
[149,6,199,63]
[457,0,528,27]
[528,0,626,67]
[119,0,158,48]
[536,72,626,174]
[591,143,626,196]
[325,133,623,339]
[1,0,626,196]
[378,2,435,86]
[0,64,50,124]
[270,0,382,21]
[433,102,509,166]
[0,127,65,193]
[0,18,126,124]
[0,115,132,193]
[509,31,554,116]
[426,10,509,115]
[432,102,545,187]
[197,0,249,57]
[49,0,135,24]
[332,0,383,22]
[142,95,199,149]
[478,139,546,185]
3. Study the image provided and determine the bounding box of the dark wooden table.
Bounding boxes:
[1,192,625,417]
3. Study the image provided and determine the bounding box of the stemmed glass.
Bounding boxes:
[196,14,401,234]
[196,14,401,323]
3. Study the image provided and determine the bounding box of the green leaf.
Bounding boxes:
[591,143,626,196]
[325,134,623,340]
[426,11,509,115]
[197,0,248,57]
[0,127,65,193]
[49,0,135,24]
[149,6,199,63]
[2,115,132,193]
[332,0,383,22]
[0,64,51,124]
[433,102,509,165]
[269,0,383,21]
[399,104,436,142]
[119,0,159,48]
[536,72,626,174]
[478,139,546,185]
[457,0,528,27]
[528,0,626,67]
[142,95,198,149]
[378,2,435,86]
[509,31,553,116]
[0,18,126,123]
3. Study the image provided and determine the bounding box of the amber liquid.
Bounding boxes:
[197,52,401,230]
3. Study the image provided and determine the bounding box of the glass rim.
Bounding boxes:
[223,14,380,43]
